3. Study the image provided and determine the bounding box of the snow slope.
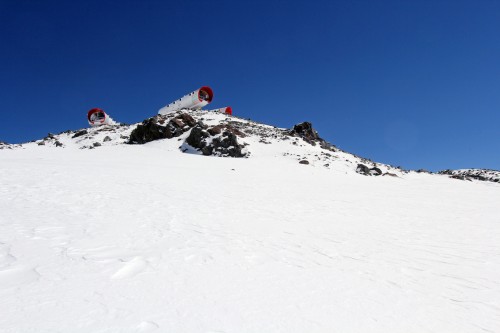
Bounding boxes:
[1,111,499,332]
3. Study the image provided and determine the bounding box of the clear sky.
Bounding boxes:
[1,0,499,171]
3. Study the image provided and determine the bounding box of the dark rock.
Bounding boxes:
[93,142,101,147]
[54,141,63,147]
[103,136,112,142]
[212,131,245,157]
[470,175,487,181]
[208,125,223,136]
[197,120,208,129]
[289,122,321,144]
[171,118,185,128]
[185,125,246,157]
[299,160,309,165]
[383,173,399,177]
[72,129,88,138]
[223,125,246,138]
[438,169,499,183]
[356,164,371,176]
[128,118,175,144]
[37,141,45,146]
[120,135,129,139]
[186,126,210,150]
[177,113,196,127]
[356,164,383,176]
[201,145,213,156]
[320,141,336,151]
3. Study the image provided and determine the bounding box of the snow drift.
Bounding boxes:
[1,110,499,333]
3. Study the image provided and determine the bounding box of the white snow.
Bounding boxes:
[1,113,499,332]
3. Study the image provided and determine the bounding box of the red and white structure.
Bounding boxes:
[158,86,214,115]
[87,108,115,126]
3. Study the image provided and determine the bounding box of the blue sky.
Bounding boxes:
[1,0,499,171]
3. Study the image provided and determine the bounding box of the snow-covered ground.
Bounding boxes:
[1,112,499,332]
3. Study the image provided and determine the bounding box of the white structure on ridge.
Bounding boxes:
[158,86,214,115]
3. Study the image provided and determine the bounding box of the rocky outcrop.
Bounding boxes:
[72,130,88,138]
[289,122,320,143]
[438,169,500,183]
[288,122,336,151]
[0,141,11,150]
[128,112,247,158]
[185,126,210,154]
[356,164,383,176]
[185,124,247,157]
[128,113,196,144]
[128,118,175,144]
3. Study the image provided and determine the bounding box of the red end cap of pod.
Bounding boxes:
[87,108,105,122]
[198,86,214,102]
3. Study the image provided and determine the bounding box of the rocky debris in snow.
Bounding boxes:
[356,164,371,175]
[128,118,176,144]
[416,169,432,174]
[128,113,196,144]
[72,129,88,138]
[0,141,12,149]
[208,124,245,137]
[185,126,210,152]
[6,109,490,181]
[127,112,246,157]
[450,174,468,181]
[54,141,63,147]
[299,160,310,165]
[93,142,101,147]
[186,124,247,157]
[319,140,337,152]
[383,172,399,177]
[288,122,336,151]
[438,169,500,183]
[356,164,383,176]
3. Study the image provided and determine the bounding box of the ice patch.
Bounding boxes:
[111,256,148,279]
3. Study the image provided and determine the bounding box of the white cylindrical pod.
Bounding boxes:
[158,86,214,115]
[87,108,115,126]
[208,106,232,115]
